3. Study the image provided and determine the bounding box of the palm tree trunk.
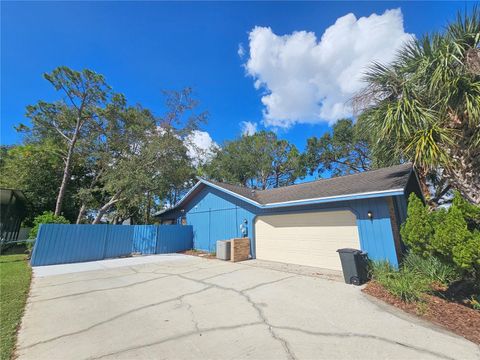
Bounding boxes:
[416,167,431,202]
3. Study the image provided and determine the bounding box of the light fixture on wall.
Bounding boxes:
[367,211,373,220]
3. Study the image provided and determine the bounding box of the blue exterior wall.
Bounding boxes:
[175,185,406,267]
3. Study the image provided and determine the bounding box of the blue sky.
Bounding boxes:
[1,1,467,153]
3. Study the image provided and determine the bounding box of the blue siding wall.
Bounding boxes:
[183,186,403,267]
[31,224,193,266]
[185,187,256,252]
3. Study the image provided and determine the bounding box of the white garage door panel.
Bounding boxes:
[255,210,360,271]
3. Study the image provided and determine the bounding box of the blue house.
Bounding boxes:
[156,163,422,270]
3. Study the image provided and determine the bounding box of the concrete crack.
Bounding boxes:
[33,275,171,302]
[89,322,264,360]
[19,286,213,350]
[34,271,144,289]
[171,272,297,360]
[242,275,297,292]
[196,267,249,281]
[179,298,200,332]
[271,325,458,360]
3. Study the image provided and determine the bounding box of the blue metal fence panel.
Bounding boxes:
[104,226,135,259]
[132,225,158,254]
[31,224,108,266]
[31,224,193,266]
[157,225,193,253]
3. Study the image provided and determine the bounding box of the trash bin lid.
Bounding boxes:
[336,248,361,253]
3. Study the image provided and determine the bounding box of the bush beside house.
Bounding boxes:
[401,193,480,277]
[365,192,480,343]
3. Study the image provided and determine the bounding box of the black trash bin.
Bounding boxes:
[337,248,369,285]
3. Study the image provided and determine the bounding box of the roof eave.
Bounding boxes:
[156,178,406,216]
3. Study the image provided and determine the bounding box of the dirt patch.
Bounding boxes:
[363,281,480,344]
[180,249,217,259]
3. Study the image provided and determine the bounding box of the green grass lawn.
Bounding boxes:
[0,254,32,360]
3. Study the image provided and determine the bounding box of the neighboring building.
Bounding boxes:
[0,188,27,241]
[156,163,422,269]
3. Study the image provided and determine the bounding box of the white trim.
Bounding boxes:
[157,178,406,216]
[200,179,261,207]
[263,188,405,206]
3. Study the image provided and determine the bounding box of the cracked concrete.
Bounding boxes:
[17,255,480,360]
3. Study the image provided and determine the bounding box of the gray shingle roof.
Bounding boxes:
[206,163,413,205]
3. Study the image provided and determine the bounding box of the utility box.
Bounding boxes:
[216,240,231,260]
[337,248,369,285]
[230,238,250,262]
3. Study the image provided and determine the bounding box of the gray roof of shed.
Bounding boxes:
[205,163,413,205]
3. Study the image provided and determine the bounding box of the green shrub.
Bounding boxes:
[402,252,459,286]
[29,211,70,240]
[452,191,480,231]
[452,231,480,272]
[401,193,480,277]
[400,193,434,257]
[370,261,430,302]
[432,206,471,259]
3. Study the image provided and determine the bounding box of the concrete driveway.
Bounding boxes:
[17,255,479,360]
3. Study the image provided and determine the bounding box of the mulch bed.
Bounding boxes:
[180,249,217,259]
[363,281,480,345]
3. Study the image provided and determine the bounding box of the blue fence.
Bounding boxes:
[30,224,193,266]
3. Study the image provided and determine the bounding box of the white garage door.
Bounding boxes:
[255,210,360,271]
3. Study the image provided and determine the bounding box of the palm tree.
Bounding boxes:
[354,8,480,205]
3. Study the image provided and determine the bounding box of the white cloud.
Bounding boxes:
[237,43,245,58]
[184,130,219,166]
[244,9,414,127]
[240,121,258,136]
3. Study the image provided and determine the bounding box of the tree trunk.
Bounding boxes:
[55,126,80,216]
[146,191,152,224]
[92,191,123,224]
[76,204,86,224]
[446,162,480,205]
[416,167,431,202]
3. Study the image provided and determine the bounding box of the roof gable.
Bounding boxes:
[157,163,414,216]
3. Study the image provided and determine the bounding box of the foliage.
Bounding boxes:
[0,141,80,224]
[401,192,480,276]
[21,66,112,216]
[432,205,471,259]
[304,118,373,177]
[402,252,459,286]
[452,191,480,230]
[400,193,435,257]
[470,295,480,310]
[13,67,203,224]
[355,9,480,204]
[369,261,430,302]
[86,89,202,224]
[0,254,32,360]
[205,131,305,189]
[29,211,70,240]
